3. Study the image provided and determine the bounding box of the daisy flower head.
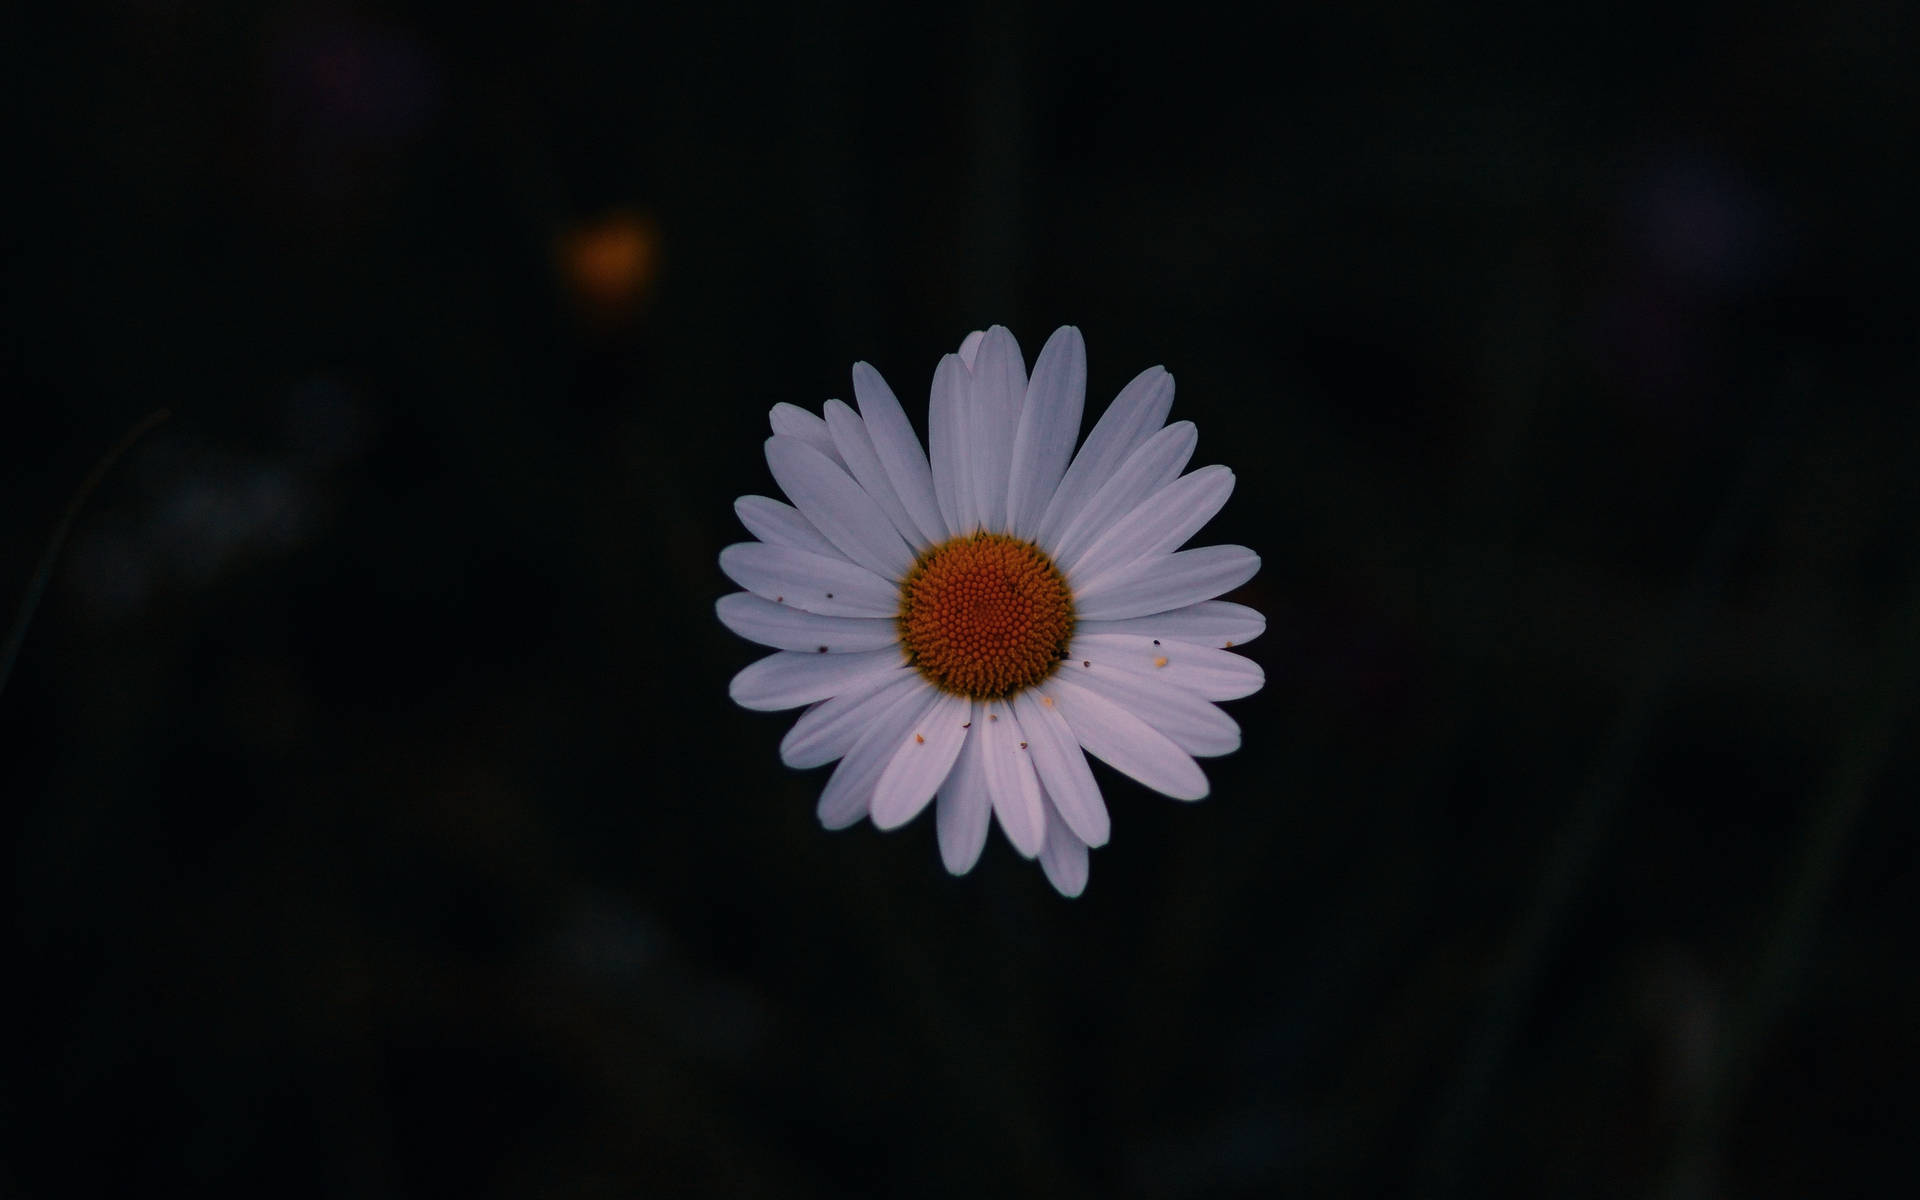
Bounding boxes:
[717,326,1264,897]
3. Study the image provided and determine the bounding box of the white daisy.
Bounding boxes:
[717,326,1264,896]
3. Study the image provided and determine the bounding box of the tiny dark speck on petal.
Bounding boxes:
[825,592,834,598]
[1082,660,1090,668]
[817,645,828,653]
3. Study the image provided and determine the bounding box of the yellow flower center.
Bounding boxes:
[897,532,1075,700]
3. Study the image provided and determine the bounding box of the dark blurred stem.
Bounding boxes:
[1411,397,1796,1197]
[965,0,1028,325]
[0,408,170,699]
[1661,532,1920,1199]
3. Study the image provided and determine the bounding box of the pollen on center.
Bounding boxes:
[897,532,1075,700]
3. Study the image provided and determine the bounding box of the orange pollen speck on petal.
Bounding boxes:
[897,532,1075,700]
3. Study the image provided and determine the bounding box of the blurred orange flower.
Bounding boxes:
[558,212,659,318]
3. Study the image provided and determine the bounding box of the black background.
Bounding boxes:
[6,1,1917,1196]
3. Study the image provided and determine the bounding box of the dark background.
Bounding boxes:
[6,1,1916,1196]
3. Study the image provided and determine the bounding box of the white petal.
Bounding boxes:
[1059,655,1241,755]
[779,671,927,769]
[1045,676,1209,801]
[1077,600,1267,648]
[717,542,896,617]
[816,682,941,829]
[963,326,1026,533]
[769,403,844,468]
[1073,545,1261,622]
[1047,421,1196,570]
[957,330,985,367]
[733,495,839,558]
[728,647,908,712]
[927,353,974,537]
[870,692,972,830]
[1066,465,1235,587]
[765,436,914,580]
[978,701,1045,858]
[853,362,945,547]
[935,713,992,874]
[1037,799,1090,898]
[1011,690,1109,847]
[1070,633,1265,701]
[715,592,899,654]
[824,400,929,552]
[1035,365,1176,547]
[1006,326,1087,540]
